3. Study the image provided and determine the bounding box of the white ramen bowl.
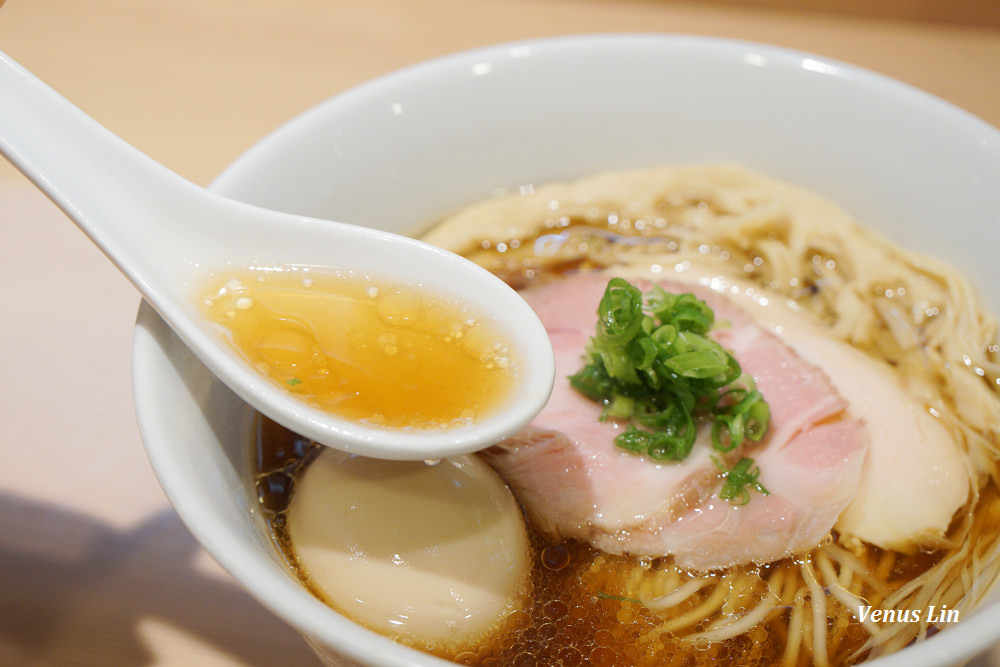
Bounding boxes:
[132,34,1000,667]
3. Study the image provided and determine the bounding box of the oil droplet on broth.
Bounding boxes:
[199,268,517,429]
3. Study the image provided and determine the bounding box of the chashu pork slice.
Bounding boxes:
[663,266,970,552]
[482,271,868,571]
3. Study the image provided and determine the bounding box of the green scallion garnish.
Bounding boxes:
[569,277,772,503]
[713,456,770,506]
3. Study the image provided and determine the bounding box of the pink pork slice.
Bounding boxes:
[482,272,868,571]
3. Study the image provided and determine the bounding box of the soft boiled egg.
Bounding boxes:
[286,448,530,650]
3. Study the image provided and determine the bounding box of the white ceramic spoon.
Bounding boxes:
[0,51,554,460]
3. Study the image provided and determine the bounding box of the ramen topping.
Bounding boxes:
[287,449,530,648]
[483,271,868,571]
[664,266,970,550]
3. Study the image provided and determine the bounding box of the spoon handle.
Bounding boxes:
[0,51,556,461]
[0,51,206,294]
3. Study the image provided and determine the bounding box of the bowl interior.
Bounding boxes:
[133,34,1000,667]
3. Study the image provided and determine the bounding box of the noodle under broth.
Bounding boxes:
[256,164,1000,666]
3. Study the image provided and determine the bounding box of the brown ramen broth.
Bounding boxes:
[254,166,1000,666]
[253,414,859,666]
[255,418,957,667]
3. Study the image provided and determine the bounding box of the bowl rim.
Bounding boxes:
[211,32,1000,202]
[134,32,1000,667]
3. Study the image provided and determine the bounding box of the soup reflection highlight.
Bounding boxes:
[255,165,1000,666]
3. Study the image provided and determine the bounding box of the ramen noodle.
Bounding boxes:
[260,164,1000,666]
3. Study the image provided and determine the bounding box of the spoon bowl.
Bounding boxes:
[0,51,554,460]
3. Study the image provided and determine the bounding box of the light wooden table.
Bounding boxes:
[1,1,998,664]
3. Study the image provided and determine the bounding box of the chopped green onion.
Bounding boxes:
[713,456,770,506]
[568,277,772,504]
[286,378,303,386]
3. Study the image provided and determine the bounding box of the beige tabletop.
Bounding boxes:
[2,1,999,665]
